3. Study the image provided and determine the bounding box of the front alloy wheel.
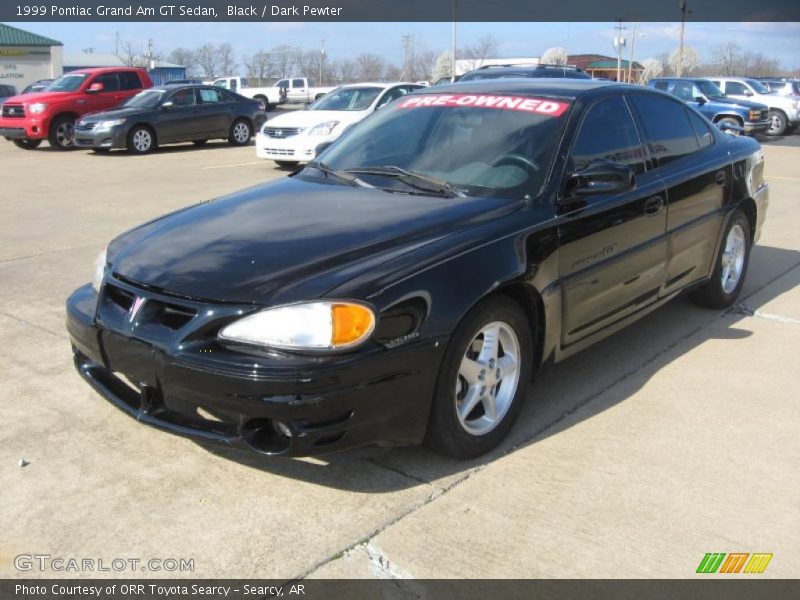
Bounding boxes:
[48,116,76,149]
[128,126,154,154]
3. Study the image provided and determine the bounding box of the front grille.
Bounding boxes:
[761,110,769,120]
[264,127,303,138]
[2,104,25,118]
[263,148,295,156]
[75,122,95,131]
[104,282,197,330]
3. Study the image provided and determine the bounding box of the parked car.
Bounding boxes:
[459,63,591,81]
[432,75,461,86]
[73,84,267,154]
[758,79,800,98]
[20,79,53,94]
[0,67,152,150]
[256,82,425,167]
[67,80,767,459]
[648,78,770,136]
[706,77,800,136]
[274,77,337,104]
[0,84,17,104]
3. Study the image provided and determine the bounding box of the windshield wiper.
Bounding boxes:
[305,161,369,187]
[344,165,465,198]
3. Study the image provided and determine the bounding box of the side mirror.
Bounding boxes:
[694,96,707,104]
[315,141,333,156]
[161,101,174,110]
[87,82,104,94]
[717,121,744,136]
[566,161,635,197]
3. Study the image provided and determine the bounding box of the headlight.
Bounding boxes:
[219,301,375,351]
[91,248,107,293]
[94,119,126,132]
[28,103,47,114]
[308,121,340,136]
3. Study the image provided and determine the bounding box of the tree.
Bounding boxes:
[541,47,568,66]
[669,46,701,76]
[169,47,199,77]
[639,58,664,84]
[217,43,237,76]
[196,43,221,79]
[272,45,299,78]
[432,51,453,81]
[355,53,386,81]
[336,59,357,84]
[244,50,273,82]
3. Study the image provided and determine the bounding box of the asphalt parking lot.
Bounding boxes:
[1,130,799,580]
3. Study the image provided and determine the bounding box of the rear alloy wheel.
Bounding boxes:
[426,296,532,459]
[716,117,741,135]
[255,95,270,111]
[127,126,155,154]
[766,110,788,136]
[690,209,751,309]
[12,139,42,150]
[229,120,252,146]
[48,116,76,150]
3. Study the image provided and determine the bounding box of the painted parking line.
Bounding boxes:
[768,176,800,181]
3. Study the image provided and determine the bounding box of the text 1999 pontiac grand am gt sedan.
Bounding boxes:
[67,80,768,459]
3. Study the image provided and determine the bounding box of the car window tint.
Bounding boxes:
[708,80,721,89]
[629,93,700,166]
[170,88,196,106]
[376,87,407,108]
[569,96,645,175]
[118,72,141,90]
[94,73,120,92]
[652,81,669,91]
[671,81,695,101]
[276,79,288,88]
[220,90,239,102]
[198,88,223,103]
[726,81,749,95]
[686,109,714,150]
[292,79,304,88]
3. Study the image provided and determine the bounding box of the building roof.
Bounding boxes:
[0,23,62,47]
[64,52,184,69]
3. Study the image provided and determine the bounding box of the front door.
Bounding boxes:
[158,87,200,142]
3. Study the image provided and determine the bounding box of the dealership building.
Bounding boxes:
[0,23,63,95]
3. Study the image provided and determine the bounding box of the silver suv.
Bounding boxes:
[707,77,800,136]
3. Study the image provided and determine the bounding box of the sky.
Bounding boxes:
[16,21,800,70]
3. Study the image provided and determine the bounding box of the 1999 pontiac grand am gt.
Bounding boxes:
[67,80,768,459]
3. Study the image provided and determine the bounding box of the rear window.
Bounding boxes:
[629,93,700,166]
[652,81,669,91]
[118,72,142,90]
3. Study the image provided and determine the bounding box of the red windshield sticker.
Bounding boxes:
[398,94,570,116]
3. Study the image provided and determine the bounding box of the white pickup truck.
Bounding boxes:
[211,76,335,110]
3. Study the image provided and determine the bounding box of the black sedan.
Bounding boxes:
[67,80,768,458]
[73,84,267,153]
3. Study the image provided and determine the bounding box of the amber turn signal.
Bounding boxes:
[331,303,376,347]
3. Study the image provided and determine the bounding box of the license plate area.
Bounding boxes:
[102,331,158,389]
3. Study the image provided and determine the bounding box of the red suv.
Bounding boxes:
[0,67,152,150]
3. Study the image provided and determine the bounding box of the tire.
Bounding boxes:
[193,139,208,146]
[12,139,42,150]
[425,295,533,459]
[127,125,156,154]
[275,160,299,168]
[766,109,788,136]
[228,119,252,146]
[254,95,270,111]
[48,115,76,150]
[690,209,751,309]
[716,116,742,135]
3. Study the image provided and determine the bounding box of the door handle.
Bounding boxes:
[714,170,727,186]
[643,195,664,216]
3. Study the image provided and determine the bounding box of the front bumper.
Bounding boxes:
[743,119,770,135]
[67,282,444,457]
[255,131,329,162]
[0,117,48,140]
[74,126,127,149]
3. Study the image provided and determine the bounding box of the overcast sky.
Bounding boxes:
[17,21,800,69]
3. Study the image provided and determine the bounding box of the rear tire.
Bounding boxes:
[127,125,156,154]
[766,110,788,136]
[228,119,252,146]
[425,296,533,459]
[254,95,270,111]
[48,115,76,150]
[690,209,751,309]
[12,139,42,150]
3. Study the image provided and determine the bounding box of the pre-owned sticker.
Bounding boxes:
[398,94,570,116]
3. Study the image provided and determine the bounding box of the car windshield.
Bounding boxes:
[309,87,383,111]
[745,79,770,94]
[696,80,725,99]
[312,93,572,199]
[46,74,88,92]
[122,89,166,108]
[460,71,530,81]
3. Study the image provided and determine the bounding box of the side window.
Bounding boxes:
[118,72,142,90]
[198,88,222,104]
[170,88,196,107]
[569,96,646,176]
[708,79,722,90]
[652,81,669,91]
[93,73,120,92]
[629,94,700,166]
[686,109,714,150]
[671,81,694,101]
[376,87,407,108]
[276,79,288,88]
[726,81,749,95]
[292,78,304,88]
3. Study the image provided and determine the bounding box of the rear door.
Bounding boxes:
[289,78,307,102]
[627,92,730,296]
[558,94,668,346]
[117,71,144,102]
[195,87,230,137]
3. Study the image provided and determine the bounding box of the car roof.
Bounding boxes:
[336,81,422,89]
[66,66,146,75]
[152,84,221,91]
[415,78,621,100]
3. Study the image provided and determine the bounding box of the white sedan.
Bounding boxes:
[256,82,424,167]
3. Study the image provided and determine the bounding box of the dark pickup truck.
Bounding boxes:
[648,77,770,136]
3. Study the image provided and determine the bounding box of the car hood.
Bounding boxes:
[4,90,75,105]
[108,176,521,305]
[265,109,368,130]
[714,96,769,110]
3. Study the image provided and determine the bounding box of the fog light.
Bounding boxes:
[274,421,292,438]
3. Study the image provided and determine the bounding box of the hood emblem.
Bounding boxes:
[129,296,146,322]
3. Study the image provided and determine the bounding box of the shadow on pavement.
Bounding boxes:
[197,244,800,492]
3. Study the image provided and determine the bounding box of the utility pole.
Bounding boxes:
[627,22,637,83]
[677,0,687,77]
[401,34,413,80]
[319,39,325,85]
[614,19,626,82]
[451,0,457,81]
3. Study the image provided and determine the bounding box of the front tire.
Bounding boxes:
[48,116,76,150]
[228,119,252,146]
[12,139,42,150]
[426,296,533,459]
[690,209,751,309]
[127,126,156,154]
[716,116,742,135]
[766,110,788,136]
